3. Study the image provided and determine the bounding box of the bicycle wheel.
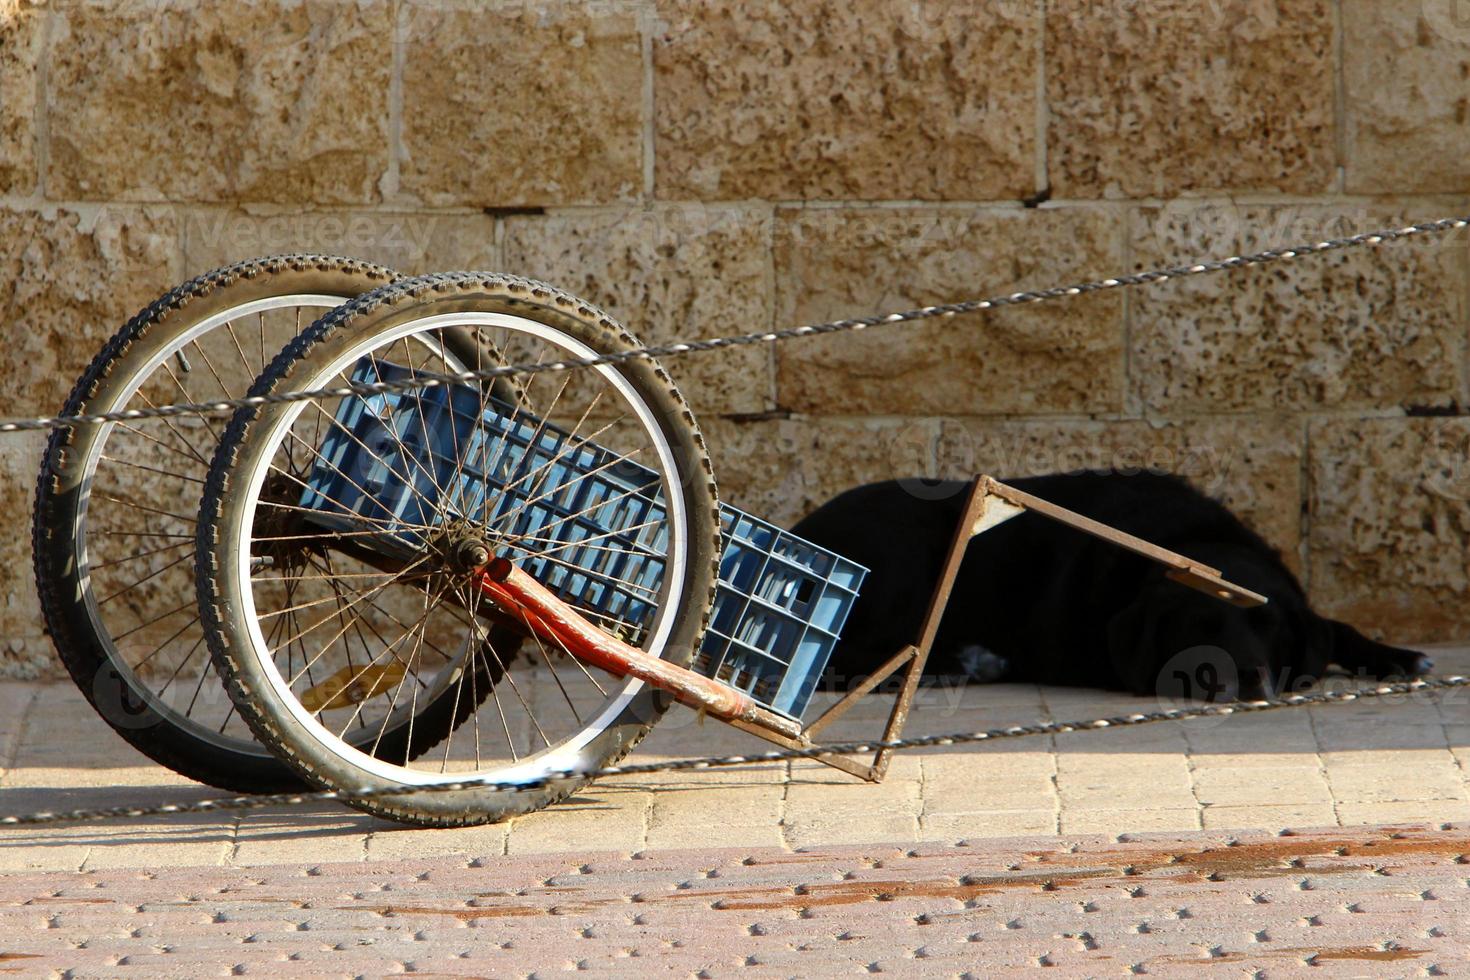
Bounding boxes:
[33,255,513,793]
[198,273,721,825]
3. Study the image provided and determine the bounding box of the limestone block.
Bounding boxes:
[700,416,942,528]
[0,431,48,678]
[1343,0,1470,194]
[653,0,1039,201]
[0,0,41,195]
[47,0,391,203]
[1046,0,1335,197]
[1130,202,1468,413]
[0,206,178,678]
[502,206,773,416]
[772,207,1124,416]
[399,1,642,206]
[0,206,179,418]
[182,208,497,277]
[1308,417,1470,643]
[937,415,1305,572]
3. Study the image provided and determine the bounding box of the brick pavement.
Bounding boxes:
[1,649,1468,973]
[0,823,1465,977]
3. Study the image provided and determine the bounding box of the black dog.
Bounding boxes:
[791,473,1431,701]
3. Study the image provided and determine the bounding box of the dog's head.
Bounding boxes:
[1106,579,1307,702]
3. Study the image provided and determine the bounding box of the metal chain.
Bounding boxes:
[0,216,1466,827]
[3,674,1464,826]
[2,215,1466,435]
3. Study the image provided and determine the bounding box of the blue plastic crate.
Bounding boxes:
[299,357,867,720]
[694,510,867,719]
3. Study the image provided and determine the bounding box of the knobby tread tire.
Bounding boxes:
[198,273,721,826]
[33,255,398,793]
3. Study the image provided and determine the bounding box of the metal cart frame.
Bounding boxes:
[474,475,1266,783]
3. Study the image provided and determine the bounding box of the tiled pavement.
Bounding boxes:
[1,648,1467,872]
[0,649,1467,974]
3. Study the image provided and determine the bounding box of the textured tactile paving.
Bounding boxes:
[0,823,1466,976]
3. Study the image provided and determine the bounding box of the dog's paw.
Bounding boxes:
[957,646,1010,684]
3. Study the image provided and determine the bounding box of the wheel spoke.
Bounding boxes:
[133,389,213,470]
[393,339,453,504]
[514,604,583,726]
[98,452,206,486]
[96,548,194,607]
[112,597,195,643]
[159,359,225,448]
[89,537,193,571]
[127,610,203,674]
[110,418,208,467]
[91,492,196,526]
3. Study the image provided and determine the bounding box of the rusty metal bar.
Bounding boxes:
[979,477,1266,608]
[869,478,996,779]
[801,645,917,740]
[474,558,803,741]
[722,718,879,782]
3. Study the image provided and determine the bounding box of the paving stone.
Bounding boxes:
[231,807,371,867]
[5,661,1470,876]
[772,206,1125,417]
[1046,0,1334,197]
[1189,766,1334,807]
[76,818,234,871]
[782,813,920,850]
[1335,800,1470,827]
[1342,0,1470,194]
[47,0,391,203]
[0,682,37,771]
[502,206,774,417]
[645,786,783,851]
[1323,763,1468,805]
[1130,202,1468,414]
[922,768,1056,815]
[505,792,650,856]
[366,822,509,863]
[1055,728,1191,757]
[399,0,642,206]
[1200,804,1339,833]
[1059,809,1201,835]
[1055,767,1196,812]
[653,0,1039,202]
[1184,751,1323,770]
[922,811,1058,841]
[645,822,785,853]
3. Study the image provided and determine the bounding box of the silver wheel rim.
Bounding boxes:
[73,294,345,757]
[224,310,688,788]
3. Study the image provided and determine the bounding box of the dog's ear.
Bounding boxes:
[1106,596,1160,696]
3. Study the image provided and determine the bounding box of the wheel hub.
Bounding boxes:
[427,520,496,575]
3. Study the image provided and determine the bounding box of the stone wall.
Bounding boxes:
[1,0,1468,675]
